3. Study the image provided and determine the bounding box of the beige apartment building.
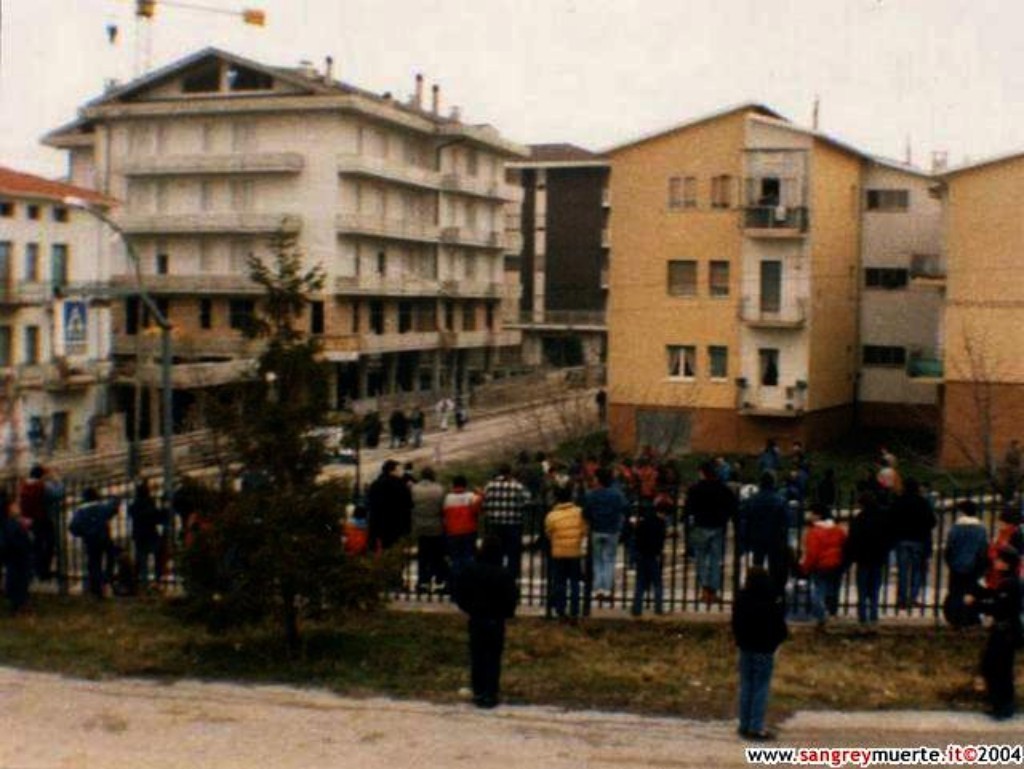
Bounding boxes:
[0,167,114,470]
[606,105,864,455]
[857,159,944,428]
[44,48,525,436]
[937,152,1024,469]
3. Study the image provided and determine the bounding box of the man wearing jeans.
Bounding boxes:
[684,461,737,609]
[890,478,936,611]
[583,467,629,600]
[482,465,531,587]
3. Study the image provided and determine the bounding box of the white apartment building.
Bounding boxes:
[857,159,944,428]
[44,48,525,438]
[0,167,114,470]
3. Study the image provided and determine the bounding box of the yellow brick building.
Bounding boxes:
[606,105,864,455]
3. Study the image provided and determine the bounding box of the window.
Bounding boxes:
[0,326,11,366]
[50,244,68,290]
[310,301,325,335]
[182,63,221,93]
[52,206,69,223]
[229,299,255,331]
[230,179,253,212]
[352,301,361,333]
[864,268,909,290]
[759,348,779,387]
[376,250,387,276]
[24,326,40,364]
[863,345,906,367]
[227,65,273,91]
[125,298,139,335]
[709,346,728,379]
[0,241,11,281]
[25,243,39,281]
[668,176,697,209]
[462,303,477,331]
[27,204,40,220]
[466,148,479,177]
[444,300,455,330]
[155,298,170,326]
[667,260,698,297]
[711,175,733,208]
[667,345,696,379]
[199,298,212,330]
[398,301,413,333]
[155,249,169,275]
[709,261,730,297]
[486,303,495,331]
[866,189,909,212]
[0,201,14,217]
[369,301,385,334]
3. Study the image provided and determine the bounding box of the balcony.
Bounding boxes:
[361,331,441,353]
[742,206,809,237]
[601,228,611,248]
[0,282,51,306]
[334,274,439,297]
[506,310,607,330]
[601,187,611,207]
[438,279,503,298]
[910,254,946,286]
[737,382,807,418]
[320,333,361,362]
[337,154,441,190]
[125,358,256,389]
[504,230,523,254]
[439,226,505,250]
[738,297,807,329]
[45,359,108,391]
[336,213,439,244]
[110,274,261,294]
[440,174,517,201]
[121,152,305,177]
[907,349,944,381]
[113,332,264,359]
[116,212,301,235]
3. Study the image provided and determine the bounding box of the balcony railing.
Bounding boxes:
[738,297,807,328]
[360,331,441,353]
[737,382,807,417]
[110,274,261,294]
[742,206,809,236]
[337,154,441,190]
[121,152,305,176]
[116,212,301,235]
[439,226,505,249]
[910,254,946,281]
[507,310,607,329]
[0,282,51,305]
[336,214,439,244]
[439,174,515,200]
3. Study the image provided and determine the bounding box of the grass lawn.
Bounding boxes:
[0,595,1000,719]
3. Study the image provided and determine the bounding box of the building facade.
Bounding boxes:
[504,144,608,372]
[857,159,944,429]
[0,167,114,470]
[45,48,526,437]
[606,105,864,455]
[938,152,1024,469]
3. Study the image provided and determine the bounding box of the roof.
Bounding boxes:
[528,143,606,162]
[604,103,785,154]
[0,166,114,207]
[865,155,933,179]
[940,149,1024,180]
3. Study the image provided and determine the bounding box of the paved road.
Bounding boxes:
[1,666,1018,769]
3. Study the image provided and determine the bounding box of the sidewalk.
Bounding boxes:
[1,665,1017,769]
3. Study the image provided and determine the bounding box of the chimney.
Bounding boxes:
[432,83,440,115]
[931,151,949,173]
[298,59,317,79]
[414,73,424,109]
[812,95,820,131]
[449,105,461,123]
[325,55,334,83]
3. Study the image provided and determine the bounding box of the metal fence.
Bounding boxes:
[3,478,1013,622]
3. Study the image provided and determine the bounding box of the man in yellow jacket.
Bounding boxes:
[545,484,588,621]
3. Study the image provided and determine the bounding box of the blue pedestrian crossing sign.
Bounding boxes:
[64,300,88,355]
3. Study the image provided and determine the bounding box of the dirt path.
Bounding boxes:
[1,667,1018,768]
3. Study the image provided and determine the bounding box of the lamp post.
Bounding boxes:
[63,196,174,502]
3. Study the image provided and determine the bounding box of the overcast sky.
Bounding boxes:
[2,0,1022,178]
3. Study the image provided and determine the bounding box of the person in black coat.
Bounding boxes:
[890,478,937,610]
[453,535,519,709]
[966,545,1022,720]
[845,490,892,627]
[739,473,789,595]
[1,493,34,615]
[366,460,413,552]
[732,566,788,741]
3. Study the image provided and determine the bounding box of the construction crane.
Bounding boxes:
[107,0,266,75]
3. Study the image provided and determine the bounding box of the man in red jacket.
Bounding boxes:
[799,502,847,628]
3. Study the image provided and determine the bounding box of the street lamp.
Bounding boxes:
[63,196,174,502]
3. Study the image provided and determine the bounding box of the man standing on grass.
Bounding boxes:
[583,467,629,600]
[482,464,531,587]
[454,535,518,709]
